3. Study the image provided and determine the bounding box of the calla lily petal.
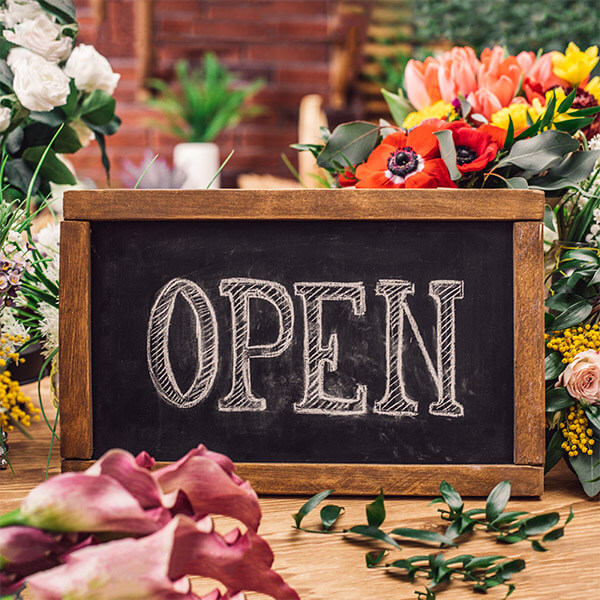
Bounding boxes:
[21,473,162,534]
[155,447,261,532]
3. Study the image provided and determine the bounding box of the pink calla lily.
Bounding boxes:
[27,515,298,600]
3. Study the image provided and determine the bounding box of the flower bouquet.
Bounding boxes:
[0,0,121,199]
[0,444,299,599]
[295,43,600,495]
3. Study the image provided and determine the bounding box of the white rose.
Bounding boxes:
[64,44,120,95]
[0,0,46,28]
[0,106,11,132]
[4,13,72,63]
[8,48,70,112]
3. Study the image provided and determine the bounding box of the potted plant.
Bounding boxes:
[146,53,263,189]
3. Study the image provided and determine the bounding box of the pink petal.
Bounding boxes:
[21,473,161,534]
[166,517,299,600]
[135,450,156,470]
[404,59,432,110]
[154,449,261,532]
[87,449,162,509]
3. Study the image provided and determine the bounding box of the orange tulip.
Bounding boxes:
[466,88,503,120]
[477,46,523,107]
[437,46,480,103]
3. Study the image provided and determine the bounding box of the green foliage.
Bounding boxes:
[292,482,573,598]
[315,121,380,171]
[413,0,600,61]
[146,54,263,143]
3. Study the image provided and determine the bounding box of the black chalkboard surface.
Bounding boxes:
[60,189,545,495]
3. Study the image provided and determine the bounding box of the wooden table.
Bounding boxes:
[1,380,599,600]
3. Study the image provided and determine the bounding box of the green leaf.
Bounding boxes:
[38,0,76,22]
[316,121,379,170]
[381,87,414,128]
[366,489,386,528]
[545,429,565,474]
[497,531,527,544]
[583,404,600,431]
[346,525,401,549]
[439,481,463,513]
[87,115,121,136]
[519,512,560,536]
[570,106,600,117]
[52,125,83,154]
[4,159,37,194]
[545,387,575,412]
[444,554,474,566]
[504,115,514,147]
[544,205,556,232]
[320,504,343,531]
[0,59,13,90]
[545,292,585,312]
[0,508,28,527]
[94,132,111,183]
[390,527,457,547]
[29,110,64,127]
[554,117,594,132]
[531,539,548,552]
[485,481,511,523]
[557,88,577,113]
[497,130,579,172]
[465,555,505,570]
[549,300,593,331]
[22,146,76,185]
[496,559,526,580]
[293,490,335,528]
[489,511,529,528]
[540,92,557,130]
[62,80,78,117]
[365,550,386,568]
[529,151,600,191]
[541,527,565,542]
[545,352,566,380]
[433,130,461,181]
[569,450,600,497]
[80,90,116,126]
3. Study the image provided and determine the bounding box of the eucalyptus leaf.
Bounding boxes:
[320,504,343,531]
[506,176,528,189]
[366,489,386,528]
[489,511,529,528]
[433,130,461,181]
[317,121,379,170]
[485,481,511,523]
[529,151,600,191]
[545,387,575,412]
[544,205,556,232]
[541,527,565,542]
[545,292,585,312]
[545,352,566,380]
[381,88,414,128]
[346,525,402,549]
[465,555,505,570]
[293,489,335,528]
[497,130,578,172]
[365,550,386,568]
[531,539,548,552]
[390,527,457,547]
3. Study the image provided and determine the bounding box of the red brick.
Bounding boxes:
[247,44,329,63]
[277,65,330,86]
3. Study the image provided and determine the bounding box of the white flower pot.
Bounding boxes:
[173,142,221,189]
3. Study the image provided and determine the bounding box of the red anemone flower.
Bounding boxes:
[441,121,499,173]
[338,166,358,187]
[355,123,456,189]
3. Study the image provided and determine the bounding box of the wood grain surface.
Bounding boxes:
[63,189,545,221]
[513,221,545,466]
[1,380,598,600]
[58,221,93,459]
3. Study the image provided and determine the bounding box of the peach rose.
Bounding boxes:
[556,349,600,405]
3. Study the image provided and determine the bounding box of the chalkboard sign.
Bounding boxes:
[60,189,545,496]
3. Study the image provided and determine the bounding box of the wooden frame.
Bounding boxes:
[60,189,545,496]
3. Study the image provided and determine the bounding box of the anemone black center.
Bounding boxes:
[456,145,478,165]
[387,147,419,177]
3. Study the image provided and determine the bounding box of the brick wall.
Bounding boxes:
[69,0,370,188]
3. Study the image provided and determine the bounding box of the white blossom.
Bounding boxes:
[64,44,120,95]
[0,308,29,355]
[0,106,11,132]
[4,13,71,63]
[8,48,70,112]
[38,301,58,358]
[0,0,46,28]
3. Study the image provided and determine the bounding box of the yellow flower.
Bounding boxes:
[490,101,543,130]
[585,76,600,104]
[552,43,599,87]
[402,100,452,129]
